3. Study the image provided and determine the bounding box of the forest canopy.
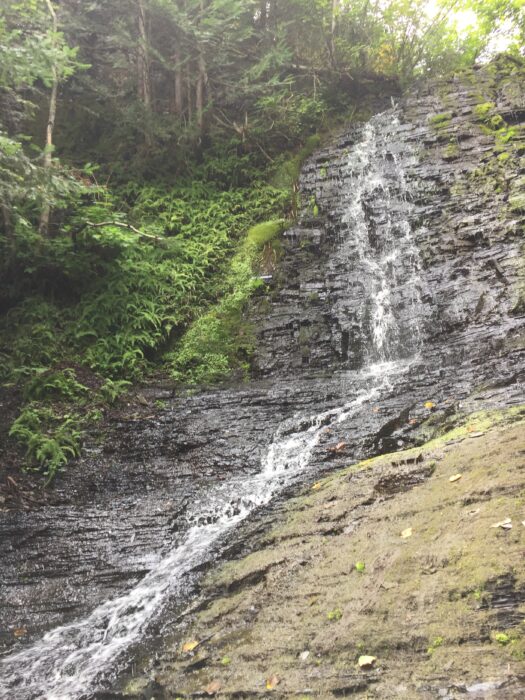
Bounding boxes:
[0,0,523,481]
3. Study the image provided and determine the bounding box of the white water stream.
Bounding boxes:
[0,112,422,699]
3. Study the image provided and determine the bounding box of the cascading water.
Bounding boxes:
[0,110,423,700]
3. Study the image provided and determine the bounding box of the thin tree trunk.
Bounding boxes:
[195,51,207,132]
[39,0,59,237]
[137,0,152,147]
[137,0,151,108]
[259,0,267,28]
[173,0,184,116]
[195,0,208,134]
[2,204,13,241]
[174,43,183,116]
[186,61,193,122]
[329,0,338,70]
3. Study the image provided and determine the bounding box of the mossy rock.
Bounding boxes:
[429,111,453,126]
[245,219,286,248]
[509,194,525,212]
[474,102,496,121]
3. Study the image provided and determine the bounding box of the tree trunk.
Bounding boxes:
[137,0,152,131]
[2,204,13,241]
[173,0,184,117]
[195,51,207,132]
[329,0,338,70]
[39,0,59,237]
[195,0,208,134]
[137,0,151,108]
[186,61,193,122]
[259,0,267,28]
[174,42,184,116]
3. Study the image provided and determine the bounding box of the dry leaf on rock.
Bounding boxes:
[13,627,27,637]
[358,655,377,669]
[182,639,200,653]
[266,674,280,690]
[449,473,462,482]
[205,680,221,695]
[311,482,322,491]
[401,527,412,538]
[299,650,310,661]
[491,518,512,530]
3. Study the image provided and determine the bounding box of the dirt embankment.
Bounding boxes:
[125,407,525,699]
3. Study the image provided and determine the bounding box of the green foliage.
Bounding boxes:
[98,378,132,404]
[427,636,444,655]
[245,220,286,248]
[9,405,82,483]
[272,135,322,190]
[166,209,289,386]
[429,112,452,127]
[493,632,511,646]
[0,174,289,480]
[473,101,517,146]
[474,102,496,120]
[327,608,343,622]
[24,368,88,402]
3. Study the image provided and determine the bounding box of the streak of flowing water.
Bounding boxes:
[0,111,423,699]
[336,116,422,362]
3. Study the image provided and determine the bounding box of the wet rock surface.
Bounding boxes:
[135,413,525,699]
[1,58,524,697]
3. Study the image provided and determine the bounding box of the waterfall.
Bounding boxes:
[0,111,423,700]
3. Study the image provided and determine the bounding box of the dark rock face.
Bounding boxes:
[0,58,524,697]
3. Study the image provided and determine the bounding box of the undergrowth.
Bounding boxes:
[0,160,295,480]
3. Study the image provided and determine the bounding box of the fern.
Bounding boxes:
[9,406,82,483]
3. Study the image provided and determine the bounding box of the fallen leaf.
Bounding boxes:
[307,596,319,606]
[449,473,462,482]
[358,655,377,669]
[491,518,512,530]
[328,441,347,453]
[424,401,435,409]
[13,627,27,638]
[401,527,413,539]
[299,650,310,661]
[182,639,200,653]
[311,482,322,491]
[468,431,484,438]
[408,418,418,425]
[205,680,221,695]
[266,674,280,690]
